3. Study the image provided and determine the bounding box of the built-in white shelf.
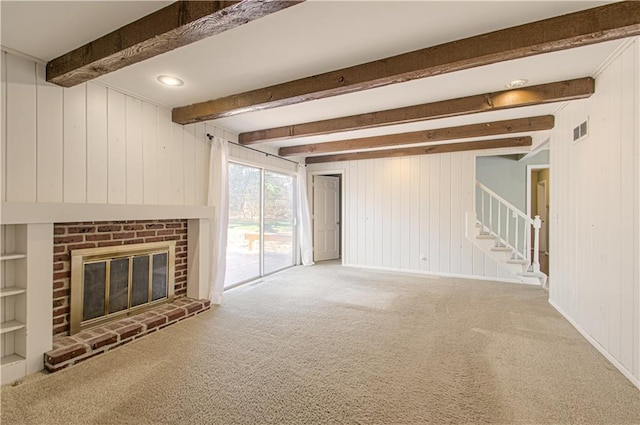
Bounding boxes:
[1,223,52,385]
[0,253,26,261]
[0,320,26,334]
[0,286,26,297]
[1,353,25,367]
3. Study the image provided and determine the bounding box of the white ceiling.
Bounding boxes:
[0,1,173,61]
[0,0,628,154]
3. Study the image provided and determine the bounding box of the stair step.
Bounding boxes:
[507,259,529,265]
[476,234,496,240]
[491,246,512,252]
[518,271,547,278]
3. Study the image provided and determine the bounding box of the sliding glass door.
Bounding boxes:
[226,163,262,286]
[225,163,295,288]
[263,171,295,275]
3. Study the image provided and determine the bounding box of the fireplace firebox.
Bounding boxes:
[70,242,175,334]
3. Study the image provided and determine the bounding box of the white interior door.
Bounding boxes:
[313,175,340,261]
[537,180,548,252]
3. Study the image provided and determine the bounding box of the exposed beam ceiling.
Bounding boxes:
[305,137,532,164]
[241,78,593,145]
[46,0,303,87]
[279,115,554,156]
[172,1,639,124]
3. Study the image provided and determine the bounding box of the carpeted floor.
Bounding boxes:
[2,263,640,424]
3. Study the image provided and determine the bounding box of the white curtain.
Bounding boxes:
[297,164,314,266]
[208,136,229,303]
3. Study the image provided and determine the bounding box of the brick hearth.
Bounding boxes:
[45,298,211,372]
[52,219,188,336]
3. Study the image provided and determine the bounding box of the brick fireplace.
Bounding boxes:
[53,220,188,337]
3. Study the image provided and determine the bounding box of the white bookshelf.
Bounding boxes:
[1,223,53,385]
[1,224,27,384]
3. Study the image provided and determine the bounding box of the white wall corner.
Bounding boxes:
[550,299,640,390]
[187,218,211,300]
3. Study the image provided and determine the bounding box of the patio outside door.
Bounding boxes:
[225,163,261,287]
[225,163,295,288]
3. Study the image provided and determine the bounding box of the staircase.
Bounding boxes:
[466,182,547,287]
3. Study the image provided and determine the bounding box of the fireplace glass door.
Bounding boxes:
[70,242,175,334]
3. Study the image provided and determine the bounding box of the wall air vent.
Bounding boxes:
[573,119,589,142]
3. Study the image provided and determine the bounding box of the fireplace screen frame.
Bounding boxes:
[70,241,176,335]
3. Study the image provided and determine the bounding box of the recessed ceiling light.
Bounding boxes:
[505,79,528,89]
[157,75,184,87]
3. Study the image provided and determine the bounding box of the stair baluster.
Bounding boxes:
[475,181,541,273]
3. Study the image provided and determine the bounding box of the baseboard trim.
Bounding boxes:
[549,299,640,390]
[342,263,537,286]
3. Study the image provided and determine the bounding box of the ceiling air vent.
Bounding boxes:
[573,119,588,142]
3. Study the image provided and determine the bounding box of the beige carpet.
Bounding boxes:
[2,263,640,424]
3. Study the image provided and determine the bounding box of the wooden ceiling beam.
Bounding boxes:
[46,0,303,87]
[305,137,532,164]
[241,77,593,145]
[172,1,640,124]
[279,115,553,156]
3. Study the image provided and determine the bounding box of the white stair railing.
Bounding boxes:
[476,182,542,273]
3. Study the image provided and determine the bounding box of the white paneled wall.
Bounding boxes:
[308,152,506,280]
[0,51,227,207]
[549,39,640,386]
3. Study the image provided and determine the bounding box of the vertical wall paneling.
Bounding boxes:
[36,63,63,203]
[450,153,463,273]
[428,156,440,273]
[224,129,238,144]
[607,56,622,359]
[439,154,452,273]
[62,84,86,203]
[550,39,640,386]
[618,47,634,372]
[408,157,420,270]
[381,159,392,268]
[399,158,410,270]
[107,89,126,204]
[6,54,37,202]
[1,52,233,209]
[213,125,224,140]
[472,245,486,276]
[125,96,143,204]
[631,39,640,379]
[373,159,383,266]
[419,156,430,271]
[157,107,172,205]
[348,161,357,264]
[461,152,475,275]
[194,123,208,206]
[86,83,108,204]
[390,159,401,268]
[364,160,375,266]
[183,124,196,206]
[306,149,503,280]
[1,51,6,202]
[142,102,158,205]
[356,160,366,265]
[171,123,184,205]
